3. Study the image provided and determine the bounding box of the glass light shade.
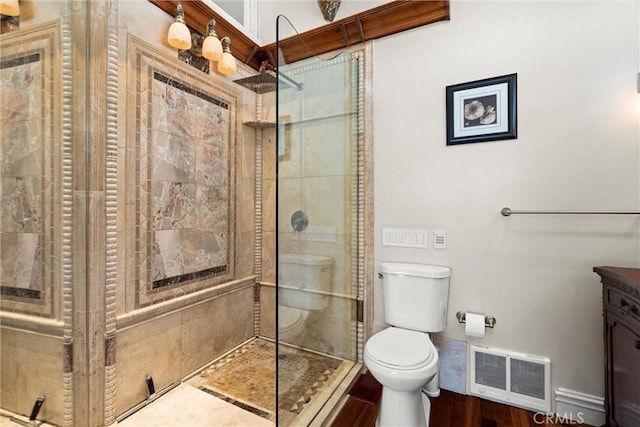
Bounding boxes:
[202,36,222,61]
[217,52,237,75]
[168,21,191,50]
[0,0,20,16]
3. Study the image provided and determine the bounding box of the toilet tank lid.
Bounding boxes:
[380,262,450,278]
[279,253,333,266]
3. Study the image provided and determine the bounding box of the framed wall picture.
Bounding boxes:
[446,73,517,146]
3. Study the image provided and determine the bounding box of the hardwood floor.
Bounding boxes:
[329,374,592,427]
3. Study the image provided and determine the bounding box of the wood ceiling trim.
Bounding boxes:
[149,0,449,71]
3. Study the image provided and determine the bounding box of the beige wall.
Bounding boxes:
[373,0,639,402]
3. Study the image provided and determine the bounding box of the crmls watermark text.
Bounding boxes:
[533,412,585,424]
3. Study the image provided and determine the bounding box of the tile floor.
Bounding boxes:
[118,383,272,427]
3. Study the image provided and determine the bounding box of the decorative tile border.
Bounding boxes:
[0,287,41,299]
[152,265,227,289]
[199,386,272,420]
[104,1,120,423]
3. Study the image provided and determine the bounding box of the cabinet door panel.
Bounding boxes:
[608,314,640,427]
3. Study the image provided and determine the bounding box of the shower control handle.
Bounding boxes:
[290,211,309,232]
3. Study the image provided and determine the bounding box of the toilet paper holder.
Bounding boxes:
[456,311,496,328]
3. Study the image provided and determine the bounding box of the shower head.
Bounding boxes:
[233,61,303,94]
[233,69,287,94]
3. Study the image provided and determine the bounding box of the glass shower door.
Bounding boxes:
[275,15,362,426]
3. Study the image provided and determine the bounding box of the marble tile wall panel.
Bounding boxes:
[125,37,244,309]
[0,327,65,426]
[239,178,255,244]
[151,74,230,285]
[236,231,255,279]
[261,129,276,285]
[261,130,276,185]
[302,118,351,178]
[259,285,276,339]
[262,179,276,238]
[115,312,183,415]
[240,126,256,181]
[0,21,59,318]
[114,285,255,416]
[181,286,254,375]
[261,232,276,284]
[301,61,353,120]
[235,105,256,280]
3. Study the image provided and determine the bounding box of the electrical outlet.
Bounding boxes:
[433,230,447,249]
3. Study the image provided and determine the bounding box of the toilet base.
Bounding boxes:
[375,387,432,427]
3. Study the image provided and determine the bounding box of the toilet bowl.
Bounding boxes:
[278,253,333,346]
[364,327,439,427]
[278,305,309,344]
[364,263,451,427]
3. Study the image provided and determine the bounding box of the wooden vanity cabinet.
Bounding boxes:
[593,266,640,427]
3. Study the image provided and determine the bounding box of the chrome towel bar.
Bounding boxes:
[501,207,640,217]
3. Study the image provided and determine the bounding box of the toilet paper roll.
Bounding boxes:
[465,312,486,338]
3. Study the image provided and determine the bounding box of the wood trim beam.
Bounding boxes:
[149,0,449,71]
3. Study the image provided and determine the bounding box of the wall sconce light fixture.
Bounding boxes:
[202,19,222,61]
[217,37,236,75]
[0,0,20,16]
[167,3,191,50]
[167,3,236,76]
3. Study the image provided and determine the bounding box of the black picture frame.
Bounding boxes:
[446,73,517,146]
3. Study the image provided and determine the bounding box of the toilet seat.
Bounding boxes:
[365,327,434,370]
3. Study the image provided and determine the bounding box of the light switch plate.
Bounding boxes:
[382,228,428,248]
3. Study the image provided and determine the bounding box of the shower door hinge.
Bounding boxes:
[357,300,364,323]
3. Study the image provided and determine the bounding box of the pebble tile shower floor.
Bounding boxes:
[187,337,347,426]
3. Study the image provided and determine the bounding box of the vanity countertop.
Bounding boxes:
[593,266,640,293]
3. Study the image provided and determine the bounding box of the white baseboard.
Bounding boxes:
[554,388,605,426]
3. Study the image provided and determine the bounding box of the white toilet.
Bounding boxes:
[364,262,451,427]
[278,253,333,345]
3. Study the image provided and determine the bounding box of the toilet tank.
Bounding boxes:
[278,254,333,310]
[380,262,451,332]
